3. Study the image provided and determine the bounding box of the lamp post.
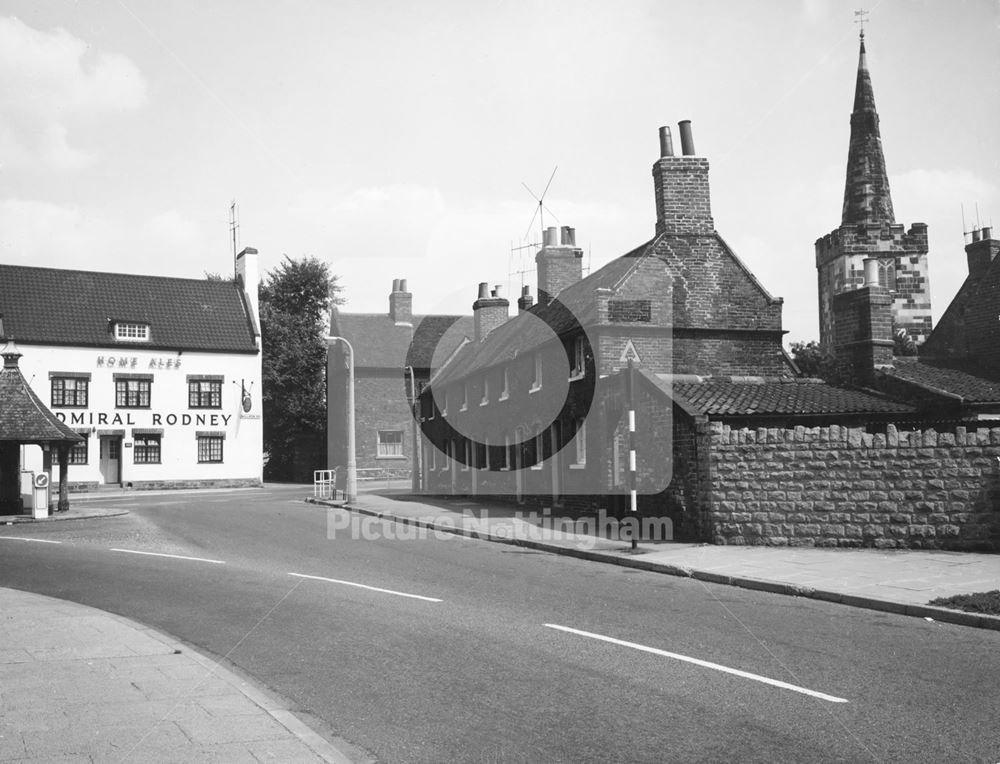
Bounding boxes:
[327,336,357,502]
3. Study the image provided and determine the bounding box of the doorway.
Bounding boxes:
[99,436,121,485]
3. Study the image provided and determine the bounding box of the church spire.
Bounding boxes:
[841,31,895,226]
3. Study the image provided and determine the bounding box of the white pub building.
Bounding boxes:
[0,247,263,491]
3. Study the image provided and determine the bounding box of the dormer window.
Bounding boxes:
[115,322,150,342]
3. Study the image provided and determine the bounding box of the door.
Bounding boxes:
[99,437,121,485]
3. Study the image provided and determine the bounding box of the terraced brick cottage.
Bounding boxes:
[0,247,263,492]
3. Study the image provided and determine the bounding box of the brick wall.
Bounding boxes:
[652,157,714,235]
[707,421,1000,550]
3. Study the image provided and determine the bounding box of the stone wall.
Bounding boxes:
[707,422,1000,549]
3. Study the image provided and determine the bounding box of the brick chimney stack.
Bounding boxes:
[966,227,1000,279]
[535,225,583,306]
[389,278,413,326]
[832,258,894,385]
[517,285,534,313]
[473,283,509,342]
[652,122,714,236]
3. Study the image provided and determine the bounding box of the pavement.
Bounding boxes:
[312,484,1000,632]
[0,586,355,763]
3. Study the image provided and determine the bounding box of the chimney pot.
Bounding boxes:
[983,227,992,240]
[658,126,674,158]
[560,226,576,247]
[973,229,982,242]
[478,282,490,299]
[399,278,408,292]
[494,284,504,299]
[863,258,879,287]
[392,278,400,292]
[678,120,695,156]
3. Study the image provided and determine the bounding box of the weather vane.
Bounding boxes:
[854,8,869,39]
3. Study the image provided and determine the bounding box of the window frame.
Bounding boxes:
[188,379,223,409]
[51,376,89,408]
[133,434,161,464]
[68,436,89,465]
[197,435,224,464]
[115,377,152,409]
[376,429,405,459]
[529,354,542,393]
[570,418,587,468]
[114,322,150,342]
[569,336,586,381]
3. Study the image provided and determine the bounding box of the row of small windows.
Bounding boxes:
[425,338,587,418]
[68,434,224,465]
[426,419,587,472]
[51,378,224,409]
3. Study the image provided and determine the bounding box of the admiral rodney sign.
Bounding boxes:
[55,411,234,427]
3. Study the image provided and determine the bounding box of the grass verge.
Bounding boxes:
[928,590,1000,615]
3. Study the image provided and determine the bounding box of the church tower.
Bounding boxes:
[815,30,932,347]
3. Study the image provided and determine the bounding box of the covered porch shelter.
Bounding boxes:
[0,336,82,514]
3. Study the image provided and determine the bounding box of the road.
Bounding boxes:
[1,486,998,763]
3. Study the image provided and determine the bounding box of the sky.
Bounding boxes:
[1,0,997,346]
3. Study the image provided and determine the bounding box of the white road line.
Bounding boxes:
[110,548,226,564]
[544,624,848,704]
[288,572,443,602]
[0,536,62,544]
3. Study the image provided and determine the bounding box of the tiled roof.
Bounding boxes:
[0,344,83,443]
[880,360,1000,404]
[651,375,915,417]
[330,311,473,370]
[0,264,258,353]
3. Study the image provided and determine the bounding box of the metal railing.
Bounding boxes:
[313,469,344,501]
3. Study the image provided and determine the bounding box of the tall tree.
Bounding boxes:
[260,256,343,481]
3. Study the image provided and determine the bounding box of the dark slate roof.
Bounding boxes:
[650,375,915,417]
[432,241,653,384]
[330,311,473,369]
[0,343,82,443]
[0,264,258,353]
[879,360,1000,404]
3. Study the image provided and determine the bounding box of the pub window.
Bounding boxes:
[68,437,89,465]
[115,378,151,408]
[188,379,222,408]
[377,430,404,458]
[115,322,150,341]
[197,435,224,463]
[51,377,89,408]
[134,434,161,464]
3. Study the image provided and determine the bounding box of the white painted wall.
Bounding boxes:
[18,343,262,486]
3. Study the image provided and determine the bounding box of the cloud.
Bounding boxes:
[0,199,213,276]
[0,16,147,171]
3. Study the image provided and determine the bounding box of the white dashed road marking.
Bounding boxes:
[110,548,226,564]
[545,623,849,703]
[288,572,443,602]
[0,536,62,544]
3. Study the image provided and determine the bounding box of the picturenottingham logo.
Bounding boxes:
[405,280,674,497]
[328,508,673,549]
